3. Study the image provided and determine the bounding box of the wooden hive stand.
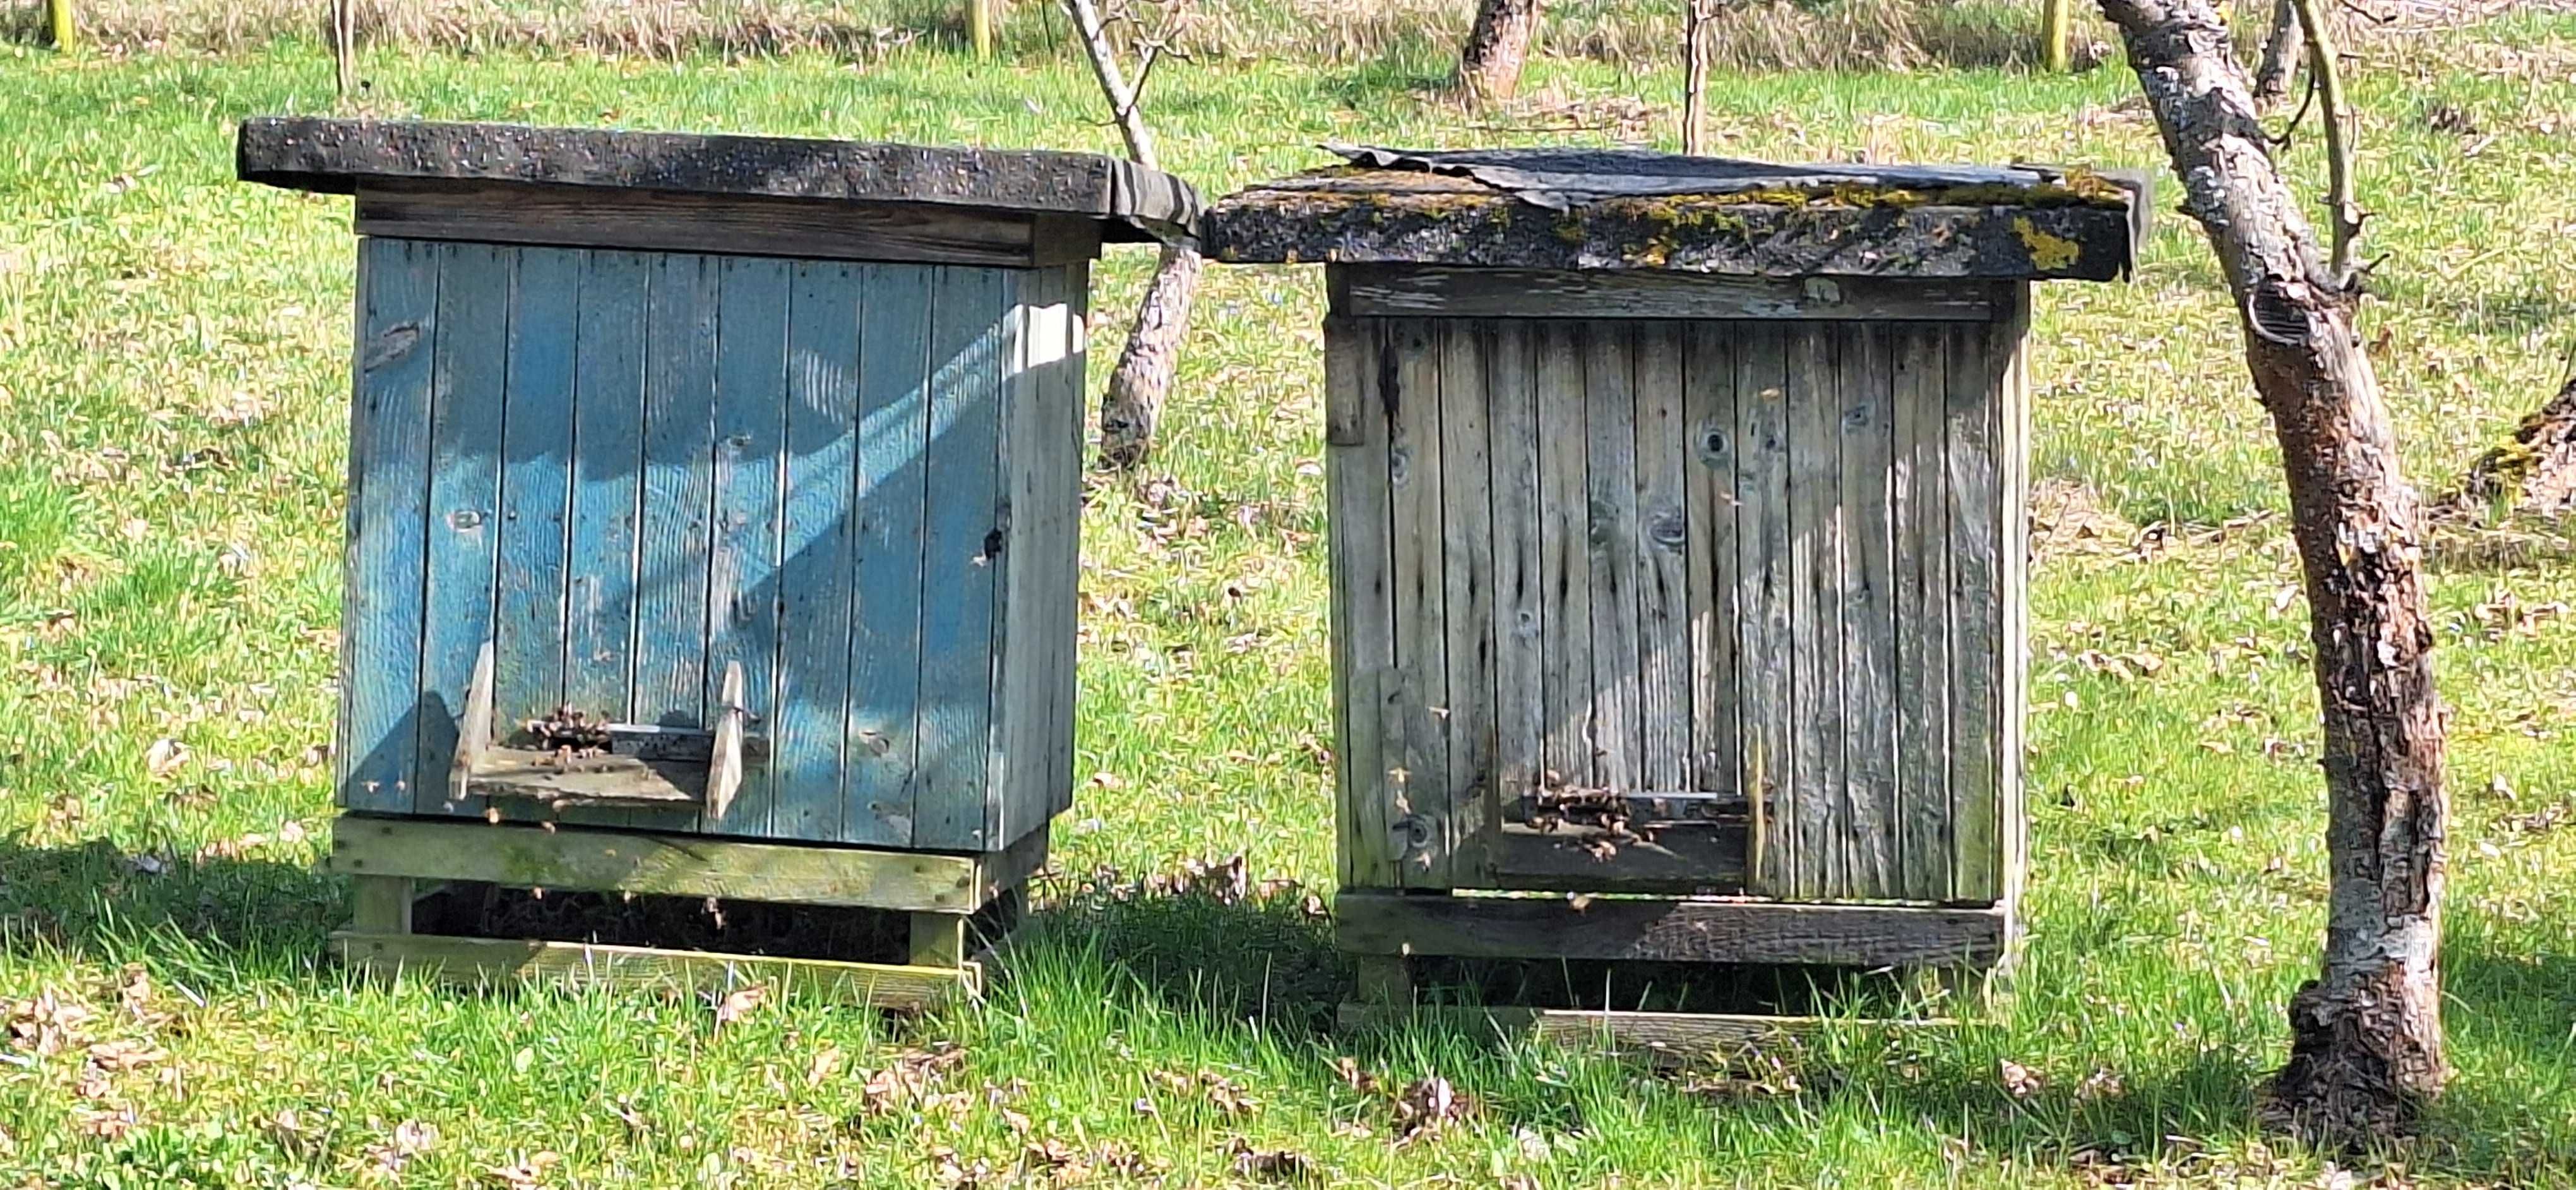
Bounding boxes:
[328,813,1046,1010]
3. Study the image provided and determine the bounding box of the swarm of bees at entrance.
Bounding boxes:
[526,706,613,767]
[1524,771,1652,861]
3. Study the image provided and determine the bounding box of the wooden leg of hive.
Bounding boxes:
[350,875,416,935]
[1352,955,1412,1006]
[910,911,969,970]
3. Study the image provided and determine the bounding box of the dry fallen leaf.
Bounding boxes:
[1393,1075,1470,1143]
[712,983,769,1030]
[1999,1058,2046,1100]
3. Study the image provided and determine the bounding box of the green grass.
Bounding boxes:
[5,24,2576,1187]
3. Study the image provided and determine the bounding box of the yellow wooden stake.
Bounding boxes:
[2041,0,2072,73]
[968,0,994,58]
[47,0,78,51]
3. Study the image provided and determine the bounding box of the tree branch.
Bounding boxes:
[1063,0,1157,167]
[2291,0,2361,284]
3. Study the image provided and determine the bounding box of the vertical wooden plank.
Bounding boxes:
[350,875,416,934]
[1438,320,1495,883]
[1948,308,2003,903]
[1787,326,1846,901]
[635,252,720,746]
[1535,322,1594,792]
[561,251,649,830]
[775,261,863,843]
[994,265,1078,850]
[1584,323,1642,793]
[492,248,580,796]
[1683,324,1739,799]
[342,237,439,815]
[1892,324,1953,901]
[1484,320,1545,879]
[1386,318,1450,887]
[1839,325,1900,899]
[1325,314,1398,889]
[1046,267,1091,822]
[705,255,790,837]
[1995,283,2034,913]
[913,267,1011,853]
[414,243,513,817]
[1633,322,1691,794]
[1734,325,1793,894]
[844,264,934,849]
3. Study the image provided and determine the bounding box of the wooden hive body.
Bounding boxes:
[339,240,1088,853]
[242,118,1202,859]
[1321,267,2029,906]
[1205,147,2135,983]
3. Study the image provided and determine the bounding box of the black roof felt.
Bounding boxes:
[237,117,1200,243]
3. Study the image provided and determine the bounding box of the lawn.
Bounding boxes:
[3,17,2575,1187]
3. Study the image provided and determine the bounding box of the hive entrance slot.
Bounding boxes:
[448,644,761,814]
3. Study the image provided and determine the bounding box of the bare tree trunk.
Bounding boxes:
[1457,0,1539,105]
[1682,0,1713,155]
[1063,0,1202,471]
[2094,0,2448,1143]
[2042,0,2074,71]
[1097,243,1202,469]
[2254,0,2303,105]
[331,0,357,99]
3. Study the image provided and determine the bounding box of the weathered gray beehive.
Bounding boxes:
[241,117,1196,1002]
[1205,147,2135,1007]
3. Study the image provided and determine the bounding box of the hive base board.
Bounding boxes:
[1333,891,2010,1049]
[1334,891,2012,969]
[330,814,1047,1009]
[328,814,1048,915]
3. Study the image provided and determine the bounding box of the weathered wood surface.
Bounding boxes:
[1326,320,1397,889]
[242,117,1198,242]
[1334,891,2008,966]
[914,267,1013,851]
[332,932,977,1007]
[341,237,438,815]
[1206,176,2132,280]
[328,815,1026,912]
[1321,308,2020,904]
[333,239,1082,853]
[355,181,1101,269]
[1331,267,1996,321]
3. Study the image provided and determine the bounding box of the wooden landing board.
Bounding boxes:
[333,931,976,1009]
[327,815,1047,914]
[1334,891,2007,968]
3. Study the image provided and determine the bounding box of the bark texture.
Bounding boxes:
[1456,0,1539,105]
[2253,0,2303,105]
[1096,241,1202,470]
[2095,0,2448,1141]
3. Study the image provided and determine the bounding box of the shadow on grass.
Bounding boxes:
[0,835,344,981]
[994,879,1351,1037]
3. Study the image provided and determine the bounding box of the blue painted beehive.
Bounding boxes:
[244,118,1198,858]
